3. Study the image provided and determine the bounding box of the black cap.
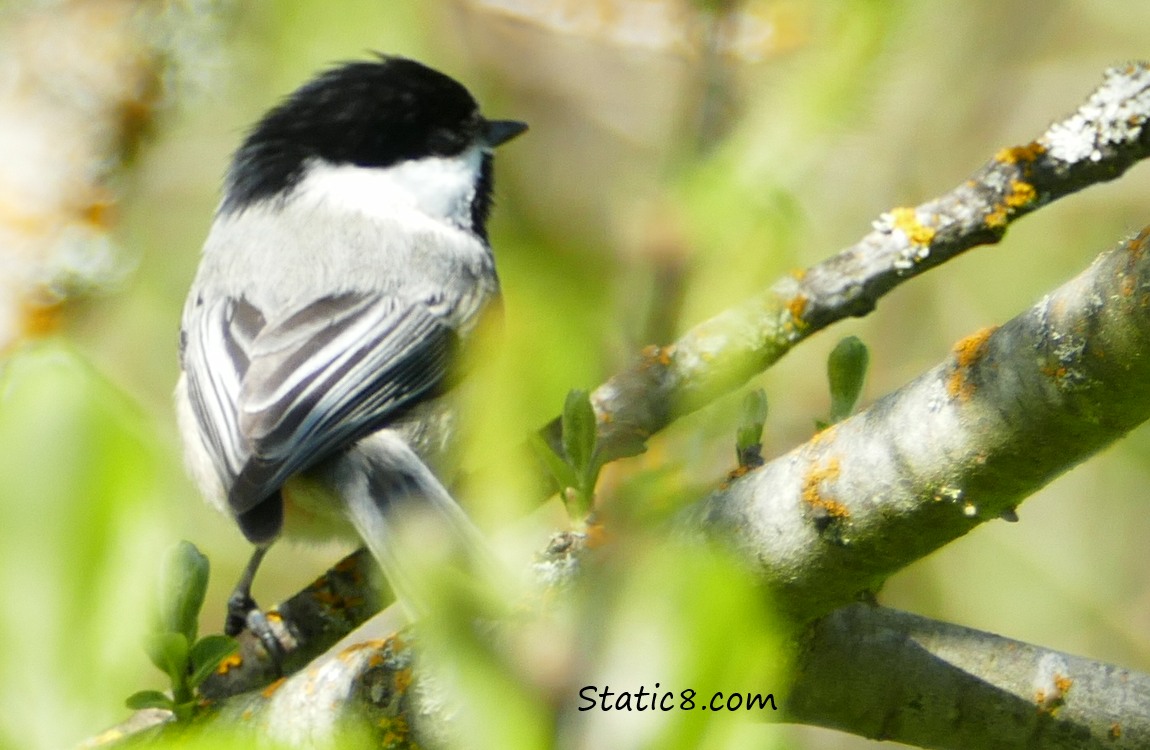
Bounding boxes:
[222,56,523,214]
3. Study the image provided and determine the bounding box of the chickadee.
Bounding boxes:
[175,55,526,638]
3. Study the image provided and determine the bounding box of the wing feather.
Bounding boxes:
[227,292,458,514]
[183,297,264,488]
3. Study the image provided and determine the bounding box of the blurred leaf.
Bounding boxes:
[529,433,578,494]
[157,540,210,643]
[124,690,173,712]
[0,342,169,744]
[560,390,604,518]
[570,539,786,749]
[561,389,598,478]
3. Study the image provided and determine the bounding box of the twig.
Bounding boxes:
[570,63,1150,462]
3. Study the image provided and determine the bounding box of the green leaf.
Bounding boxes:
[170,700,198,723]
[144,631,189,686]
[157,540,210,643]
[827,336,869,423]
[529,433,578,493]
[735,389,769,467]
[561,390,598,476]
[125,689,174,712]
[188,635,238,688]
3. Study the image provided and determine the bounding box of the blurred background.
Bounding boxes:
[2,1,1149,748]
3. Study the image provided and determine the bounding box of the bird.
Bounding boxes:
[174,54,526,642]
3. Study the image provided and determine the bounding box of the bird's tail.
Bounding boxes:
[331,430,499,619]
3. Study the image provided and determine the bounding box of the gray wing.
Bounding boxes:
[181,291,459,540]
[181,295,266,492]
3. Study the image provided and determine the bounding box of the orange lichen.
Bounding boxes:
[722,463,753,488]
[995,142,1046,165]
[340,638,390,661]
[261,677,286,699]
[1054,673,1074,695]
[801,456,849,519]
[394,665,414,694]
[890,207,936,246]
[787,293,809,325]
[334,555,362,574]
[984,206,1009,229]
[216,653,243,675]
[1004,179,1037,209]
[1110,723,1122,740]
[1035,673,1073,714]
[311,588,342,607]
[640,344,673,370]
[81,198,116,229]
[585,519,609,548]
[947,326,998,401]
[1128,226,1150,259]
[380,715,412,748]
[985,180,1037,229]
[1121,273,1137,298]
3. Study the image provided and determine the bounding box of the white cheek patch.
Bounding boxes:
[297,145,484,229]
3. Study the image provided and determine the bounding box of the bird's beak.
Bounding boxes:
[483,119,528,147]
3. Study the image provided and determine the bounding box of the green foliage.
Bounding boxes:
[126,541,236,722]
[532,390,607,521]
[735,388,769,469]
[158,541,210,643]
[416,525,787,750]
[824,335,869,426]
[0,342,172,746]
[587,541,786,749]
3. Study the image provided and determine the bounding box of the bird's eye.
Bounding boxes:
[426,128,453,153]
[426,126,467,155]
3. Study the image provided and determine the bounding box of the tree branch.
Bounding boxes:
[789,604,1150,750]
[106,545,1150,750]
[691,226,1150,621]
[573,62,1150,463]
